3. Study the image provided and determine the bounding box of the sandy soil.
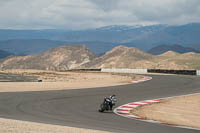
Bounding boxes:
[132,93,200,129]
[0,118,111,133]
[0,69,142,133]
[0,69,141,92]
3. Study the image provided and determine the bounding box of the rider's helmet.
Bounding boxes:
[110,95,115,98]
[110,95,117,104]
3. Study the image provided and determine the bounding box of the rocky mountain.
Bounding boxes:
[1,45,200,71]
[83,45,155,69]
[148,44,200,55]
[0,45,96,71]
[0,50,13,59]
[155,51,200,70]
[83,45,200,70]
[158,51,180,57]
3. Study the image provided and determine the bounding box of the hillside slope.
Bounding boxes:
[1,45,200,71]
[83,45,155,69]
[0,45,96,71]
[84,45,200,70]
[160,52,200,70]
[148,44,200,55]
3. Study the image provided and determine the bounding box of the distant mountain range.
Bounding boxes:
[148,44,200,55]
[0,40,198,57]
[0,39,118,55]
[1,45,200,70]
[0,50,13,59]
[0,39,65,55]
[0,23,199,54]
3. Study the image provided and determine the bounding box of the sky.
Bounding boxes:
[0,0,200,30]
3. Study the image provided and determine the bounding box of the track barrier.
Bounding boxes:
[148,69,197,75]
[100,68,200,76]
[101,68,147,74]
[197,70,200,76]
[66,69,102,72]
[67,68,200,76]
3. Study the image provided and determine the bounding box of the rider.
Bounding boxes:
[104,95,117,110]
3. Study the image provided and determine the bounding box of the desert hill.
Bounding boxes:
[148,44,200,55]
[144,51,200,70]
[159,51,180,57]
[83,45,155,68]
[162,52,200,70]
[1,45,200,71]
[83,45,200,70]
[0,45,96,71]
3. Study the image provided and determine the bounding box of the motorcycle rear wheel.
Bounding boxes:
[99,104,106,112]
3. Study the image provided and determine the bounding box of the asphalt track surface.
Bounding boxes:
[0,75,200,133]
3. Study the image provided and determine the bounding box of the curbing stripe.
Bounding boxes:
[114,97,200,131]
[117,76,200,130]
[130,76,152,84]
[114,99,160,120]
[114,76,154,120]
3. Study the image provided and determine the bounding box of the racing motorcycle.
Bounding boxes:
[99,95,116,112]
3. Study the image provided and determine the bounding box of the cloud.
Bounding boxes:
[0,0,199,29]
[87,0,121,11]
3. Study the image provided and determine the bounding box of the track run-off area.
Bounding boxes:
[0,75,200,133]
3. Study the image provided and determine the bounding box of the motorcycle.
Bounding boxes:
[98,98,112,112]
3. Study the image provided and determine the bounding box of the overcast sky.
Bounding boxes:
[0,0,200,29]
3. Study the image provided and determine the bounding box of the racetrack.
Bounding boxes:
[0,75,200,133]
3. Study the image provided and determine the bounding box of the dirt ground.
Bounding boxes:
[0,118,111,133]
[132,93,200,129]
[0,69,141,92]
[0,69,142,133]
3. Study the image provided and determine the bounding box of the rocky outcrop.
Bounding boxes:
[0,45,96,71]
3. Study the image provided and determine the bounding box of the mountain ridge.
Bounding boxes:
[1,45,200,70]
[0,23,199,52]
[0,45,96,71]
[0,49,14,59]
[148,44,200,55]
